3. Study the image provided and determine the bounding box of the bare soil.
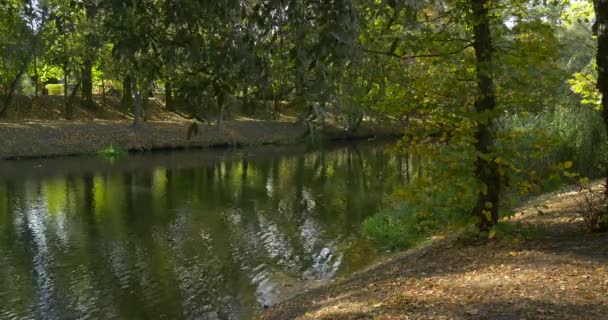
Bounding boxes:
[0,95,401,159]
[258,187,608,320]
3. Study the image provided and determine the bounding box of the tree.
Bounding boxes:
[592,0,608,232]
[470,0,500,231]
[0,0,47,117]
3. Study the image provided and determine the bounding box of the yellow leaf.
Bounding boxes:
[483,210,492,221]
[508,251,518,257]
[564,161,573,169]
[481,183,488,196]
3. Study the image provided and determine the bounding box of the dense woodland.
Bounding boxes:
[1,0,607,239]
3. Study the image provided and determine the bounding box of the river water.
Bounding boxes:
[0,141,409,320]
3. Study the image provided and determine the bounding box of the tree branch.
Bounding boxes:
[360,43,474,61]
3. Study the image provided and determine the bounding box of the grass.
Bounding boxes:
[363,107,608,250]
[96,144,127,157]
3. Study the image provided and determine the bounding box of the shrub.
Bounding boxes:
[573,180,608,233]
[363,210,416,250]
[45,84,64,96]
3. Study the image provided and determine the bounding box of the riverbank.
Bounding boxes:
[0,120,400,159]
[258,186,608,320]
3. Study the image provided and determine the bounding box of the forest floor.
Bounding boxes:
[258,185,608,320]
[0,95,401,159]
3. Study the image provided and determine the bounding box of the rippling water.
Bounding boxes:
[0,142,409,319]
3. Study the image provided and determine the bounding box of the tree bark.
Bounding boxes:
[470,0,500,232]
[81,0,97,109]
[131,72,141,129]
[122,75,133,110]
[0,74,23,118]
[101,77,106,108]
[82,58,94,109]
[65,81,81,120]
[593,0,608,232]
[63,64,69,97]
[165,81,173,111]
[33,50,39,97]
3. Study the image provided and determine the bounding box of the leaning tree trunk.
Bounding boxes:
[593,0,608,232]
[470,0,500,232]
[65,81,81,120]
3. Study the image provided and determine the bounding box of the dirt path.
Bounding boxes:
[258,187,608,320]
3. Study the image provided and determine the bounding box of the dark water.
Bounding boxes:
[0,142,408,320]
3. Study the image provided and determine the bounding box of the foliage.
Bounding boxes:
[45,83,64,95]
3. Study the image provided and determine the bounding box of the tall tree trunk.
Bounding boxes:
[216,90,224,131]
[243,85,250,114]
[471,0,500,232]
[131,72,141,129]
[82,0,97,110]
[101,77,106,109]
[63,65,69,97]
[593,0,608,232]
[81,58,94,109]
[33,51,39,97]
[165,81,173,111]
[122,75,133,110]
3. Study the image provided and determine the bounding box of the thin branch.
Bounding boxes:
[360,43,474,61]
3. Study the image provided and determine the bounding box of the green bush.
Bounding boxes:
[45,84,64,96]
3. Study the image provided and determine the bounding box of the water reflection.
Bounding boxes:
[0,142,407,319]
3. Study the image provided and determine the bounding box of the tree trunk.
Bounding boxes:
[81,0,96,110]
[122,75,133,110]
[34,51,39,97]
[471,0,500,232]
[82,58,94,109]
[216,90,224,131]
[165,81,173,111]
[0,76,21,118]
[217,103,224,131]
[131,72,141,129]
[63,65,69,97]
[65,81,81,120]
[593,0,608,232]
[101,77,106,109]
[0,17,45,117]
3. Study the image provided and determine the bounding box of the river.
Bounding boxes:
[0,141,410,320]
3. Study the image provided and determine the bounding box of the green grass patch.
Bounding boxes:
[97,144,127,157]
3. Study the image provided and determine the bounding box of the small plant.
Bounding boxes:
[573,180,608,233]
[97,144,126,157]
